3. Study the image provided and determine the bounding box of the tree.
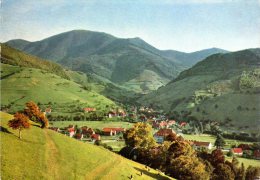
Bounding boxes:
[210,149,225,167]
[212,163,235,180]
[24,101,48,128]
[166,155,210,180]
[8,112,31,139]
[214,134,225,149]
[245,166,260,180]
[236,163,245,180]
[123,122,156,148]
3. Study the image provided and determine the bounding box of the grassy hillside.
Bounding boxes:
[0,112,172,179]
[0,63,116,116]
[139,49,260,132]
[1,44,69,79]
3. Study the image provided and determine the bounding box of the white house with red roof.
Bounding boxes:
[102,127,125,136]
[190,141,213,150]
[231,148,243,156]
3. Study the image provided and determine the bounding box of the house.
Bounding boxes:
[191,141,213,150]
[75,133,84,140]
[180,122,187,127]
[102,127,125,136]
[231,148,243,156]
[253,150,260,159]
[108,111,117,118]
[155,129,175,137]
[154,129,176,143]
[81,126,95,136]
[118,111,126,117]
[167,120,176,126]
[67,128,75,137]
[91,134,101,141]
[45,108,52,114]
[159,121,168,129]
[83,107,96,112]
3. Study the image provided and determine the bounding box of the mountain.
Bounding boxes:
[0,112,171,179]
[139,49,260,132]
[160,48,229,66]
[1,45,117,117]
[7,30,218,95]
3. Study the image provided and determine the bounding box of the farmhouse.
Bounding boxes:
[75,133,83,140]
[81,126,95,136]
[91,134,101,141]
[108,111,117,118]
[102,127,126,136]
[191,141,213,150]
[231,148,243,156]
[67,127,75,137]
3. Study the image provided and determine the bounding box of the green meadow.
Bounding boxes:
[0,112,173,180]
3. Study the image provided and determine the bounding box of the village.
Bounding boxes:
[48,105,260,161]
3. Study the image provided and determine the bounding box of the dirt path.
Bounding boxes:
[44,130,61,180]
[86,154,121,180]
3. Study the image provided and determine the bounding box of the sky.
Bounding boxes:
[1,0,260,52]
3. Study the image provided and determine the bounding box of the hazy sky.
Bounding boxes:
[1,0,260,52]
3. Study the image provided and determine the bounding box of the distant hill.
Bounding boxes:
[160,48,229,66]
[139,49,260,133]
[0,112,172,179]
[6,30,227,94]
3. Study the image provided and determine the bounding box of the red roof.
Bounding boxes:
[192,141,211,147]
[180,122,187,126]
[159,121,168,127]
[102,127,125,133]
[68,128,75,132]
[155,129,175,137]
[91,134,100,140]
[232,148,243,154]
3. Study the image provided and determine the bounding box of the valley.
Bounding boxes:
[1,30,260,180]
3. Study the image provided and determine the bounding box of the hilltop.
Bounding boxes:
[139,49,260,133]
[6,30,226,94]
[0,112,171,179]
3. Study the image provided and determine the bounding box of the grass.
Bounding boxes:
[1,64,116,115]
[225,156,260,168]
[50,121,134,129]
[1,112,173,179]
[183,134,255,149]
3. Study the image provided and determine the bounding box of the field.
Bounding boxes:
[50,121,134,129]
[0,112,173,179]
[183,134,255,148]
[225,156,260,168]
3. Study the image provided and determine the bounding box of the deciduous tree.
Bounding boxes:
[8,112,31,139]
[123,122,155,148]
[24,101,48,128]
